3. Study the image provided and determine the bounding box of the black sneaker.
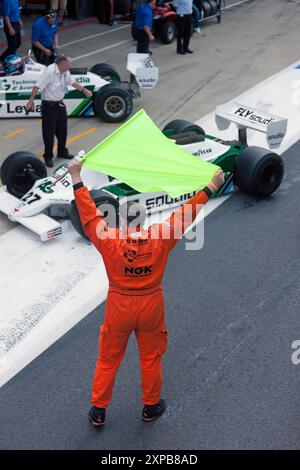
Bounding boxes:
[177,49,186,55]
[184,48,193,54]
[142,399,166,422]
[44,158,54,168]
[57,154,74,160]
[88,406,106,427]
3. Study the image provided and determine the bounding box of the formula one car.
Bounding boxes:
[0,51,159,122]
[0,103,286,241]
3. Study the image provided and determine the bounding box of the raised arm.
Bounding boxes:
[69,160,109,249]
[153,169,224,250]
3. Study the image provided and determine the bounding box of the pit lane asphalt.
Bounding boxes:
[1,140,300,450]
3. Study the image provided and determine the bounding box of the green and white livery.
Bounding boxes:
[0,52,159,122]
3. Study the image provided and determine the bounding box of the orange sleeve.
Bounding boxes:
[157,189,210,251]
[74,185,109,250]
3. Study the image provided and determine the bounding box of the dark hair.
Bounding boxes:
[55,54,71,65]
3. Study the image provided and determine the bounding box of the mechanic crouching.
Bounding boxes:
[31,10,59,66]
[26,55,92,168]
[69,158,224,426]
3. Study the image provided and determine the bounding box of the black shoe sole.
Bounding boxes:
[142,400,166,422]
[88,416,105,427]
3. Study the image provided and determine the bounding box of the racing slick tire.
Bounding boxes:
[94,83,133,123]
[70,191,120,240]
[235,146,284,198]
[207,0,217,15]
[200,1,212,18]
[1,151,47,199]
[88,63,121,82]
[163,119,205,136]
[161,21,176,44]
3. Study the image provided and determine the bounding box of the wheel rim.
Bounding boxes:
[13,164,45,195]
[104,95,126,119]
[167,25,174,41]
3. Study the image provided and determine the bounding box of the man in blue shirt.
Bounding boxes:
[31,10,59,66]
[0,0,22,62]
[134,0,156,54]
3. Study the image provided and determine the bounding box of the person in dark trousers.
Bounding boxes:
[68,158,224,426]
[96,0,115,25]
[134,0,156,54]
[31,10,59,66]
[173,0,193,54]
[0,0,22,62]
[25,55,92,168]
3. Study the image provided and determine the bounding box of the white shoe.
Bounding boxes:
[194,27,202,34]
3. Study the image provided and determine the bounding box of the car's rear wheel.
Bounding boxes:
[94,83,133,123]
[163,119,205,136]
[71,191,120,240]
[235,146,284,197]
[161,21,176,44]
[89,63,121,82]
[1,151,47,198]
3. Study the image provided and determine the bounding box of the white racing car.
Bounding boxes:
[0,51,159,122]
[0,103,286,241]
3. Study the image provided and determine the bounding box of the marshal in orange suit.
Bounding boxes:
[69,160,224,426]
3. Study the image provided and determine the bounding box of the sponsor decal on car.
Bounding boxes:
[3,102,42,114]
[233,106,276,126]
[74,76,91,84]
[145,192,196,210]
[1,78,38,92]
[47,227,63,239]
[192,148,213,158]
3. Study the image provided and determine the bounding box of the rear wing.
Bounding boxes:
[215,102,288,149]
[127,53,159,89]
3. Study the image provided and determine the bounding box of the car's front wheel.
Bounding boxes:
[235,146,284,197]
[94,84,133,123]
[71,191,120,239]
[163,119,205,136]
[1,151,47,198]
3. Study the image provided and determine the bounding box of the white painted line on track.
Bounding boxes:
[61,25,130,48]
[1,59,300,388]
[72,39,132,62]
[223,0,252,10]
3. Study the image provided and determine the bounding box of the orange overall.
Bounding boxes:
[74,186,209,408]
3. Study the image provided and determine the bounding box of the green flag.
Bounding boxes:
[83,109,219,198]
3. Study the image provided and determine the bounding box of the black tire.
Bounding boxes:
[200,1,212,18]
[71,191,120,240]
[94,83,133,123]
[1,151,47,198]
[89,63,121,82]
[235,146,284,197]
[161,21,176,44]
[207,0,217,15]
[163,119,205,136]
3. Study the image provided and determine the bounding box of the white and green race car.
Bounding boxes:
[0,104,286,241]
[0,51,159,123]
